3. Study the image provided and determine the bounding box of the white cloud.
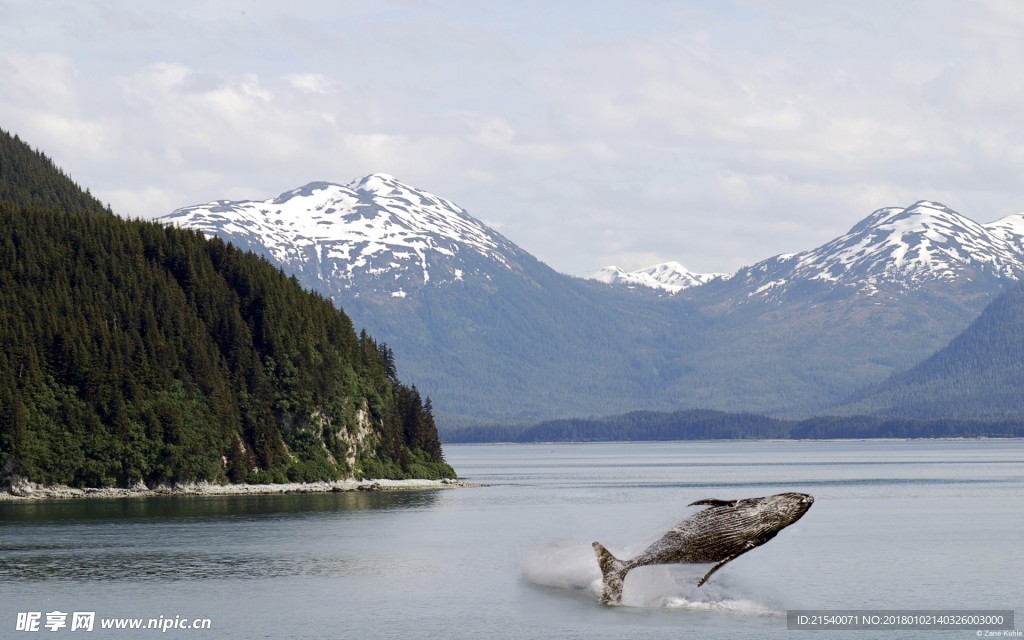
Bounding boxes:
[285,73,335,95]
[0,51,123,165]
[465,113,567,160]
[4,1,1024,275]
[2,51,79,106]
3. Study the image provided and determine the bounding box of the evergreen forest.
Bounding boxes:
[443,410,1024,443]
[838,282,1024,418]
[0,128,453,488]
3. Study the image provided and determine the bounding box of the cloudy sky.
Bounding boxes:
[4,1,1024,277]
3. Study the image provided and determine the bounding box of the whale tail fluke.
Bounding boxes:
[592,541,629,606]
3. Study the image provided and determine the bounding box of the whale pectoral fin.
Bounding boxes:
[696,542,757,587]
[688,498,737,508]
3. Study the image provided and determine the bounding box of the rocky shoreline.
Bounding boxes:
[0,477,478,502]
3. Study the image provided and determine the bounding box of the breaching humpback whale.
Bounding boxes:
[593,492,813,605]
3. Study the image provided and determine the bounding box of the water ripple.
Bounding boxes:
[0,550,392,582]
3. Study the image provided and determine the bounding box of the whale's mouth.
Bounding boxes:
[795,494,814,518]
[777,493,814,523]
[786,492,814,510]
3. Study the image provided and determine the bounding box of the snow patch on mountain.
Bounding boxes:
[161,174,523,296]
[985,211,1024,253]
[593,261,724,294]
[736,200,1024,300]
[164,182,1024,305]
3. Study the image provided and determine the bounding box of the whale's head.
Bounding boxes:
[688,492,814,541]
[745,492,814,533]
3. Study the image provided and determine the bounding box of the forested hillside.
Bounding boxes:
[838,283,1024,418]
[0,130,112,217]
[0,128,452,488]
[443,410,1024,443]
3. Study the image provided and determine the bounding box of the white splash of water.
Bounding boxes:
[520,540,603,597]
[520,540,783,616]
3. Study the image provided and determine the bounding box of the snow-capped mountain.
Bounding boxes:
[161,174,527,299]
[730,201,1024,300]
[985,212,1024,254]
[160,181,1024,424]
[593,261,723,294]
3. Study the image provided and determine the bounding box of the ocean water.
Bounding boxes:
[1,440,1021,639]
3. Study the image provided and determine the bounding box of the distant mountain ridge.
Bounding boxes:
[729,201,1024,301]
[163,174,528,300]
[604,200,1024,300]
[592,261,724,294]
[161,177,1024,425]
[166,180,1024,300]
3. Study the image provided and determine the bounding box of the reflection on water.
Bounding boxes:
[0,489,442,583]
[0,488,440,523]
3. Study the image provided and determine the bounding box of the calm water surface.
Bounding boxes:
[1,440,1021,639]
